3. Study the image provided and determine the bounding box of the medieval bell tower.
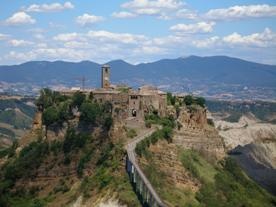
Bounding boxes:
[101,64,110,89]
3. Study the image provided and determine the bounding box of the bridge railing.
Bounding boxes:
[126,154,167,207]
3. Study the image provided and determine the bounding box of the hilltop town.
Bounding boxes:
[0,65,275,207]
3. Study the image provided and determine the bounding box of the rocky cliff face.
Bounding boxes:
[174,106,225,160]
[213,114,276,195]
[139,140,200,191]
[215,115,276,150]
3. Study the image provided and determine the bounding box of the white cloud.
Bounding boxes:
[33,34,44,40]
[53,30,147,47]
[193,36,220,48]
[205,4,276,20]
[3,27,276,65]
[76,13,104,26]
[223,28,276,47]
[112,11,137,18]
[5,51,36,61]
[53,32,83,41]
[134,46,167,54]
[0,33,9,40]
[86,30,147,44]
[9,39,33,47]
[5,12,36,25]
[175,9,197,19]
[24,1,74,12]
[122,0,185,11]
[192,28,276,48]
[170,22,215,34]
[116,0,190,19]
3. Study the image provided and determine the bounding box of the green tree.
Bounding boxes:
[104,115,113,130]
[36,88,54,110]
[72,91,86,108]
[42,106,59,126]
[57,101,71,122]
[195,97,206,108]
[167,92,176,105]
[183,95,193,106]
[79,102,99,123]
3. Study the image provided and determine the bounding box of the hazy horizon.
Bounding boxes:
[1,1,276,65]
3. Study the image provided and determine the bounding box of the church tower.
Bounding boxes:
[101,64,110,89]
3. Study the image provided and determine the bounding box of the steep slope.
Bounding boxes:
[0,98,36,148]
[213,114,276,195]
[135,106,276,206]
[0,90,140,207]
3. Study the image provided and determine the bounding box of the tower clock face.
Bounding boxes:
[105,77,109,81]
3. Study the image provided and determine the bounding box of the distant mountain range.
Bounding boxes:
[1,56,276,97]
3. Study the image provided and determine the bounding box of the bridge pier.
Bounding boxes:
[126,154,166,207]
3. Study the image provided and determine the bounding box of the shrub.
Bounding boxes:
[72,91,86,108]
[3,141,49,183]
[167,92,176,105]
[79,102,99,124]
[126,128,137,138]
[63,128,90,154]
[145,120,152,128]
[195,97,206,108]
[104,115,113,130]
[42,106,59,126]
[183,95,206,108]
[183,95,193,106]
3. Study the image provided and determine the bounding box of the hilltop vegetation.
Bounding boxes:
[0,89,139,207]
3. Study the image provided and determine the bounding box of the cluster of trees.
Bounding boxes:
[183,95,205,108]
[145,113,175,129]
[167,92,206,108]
[38,89,113,130]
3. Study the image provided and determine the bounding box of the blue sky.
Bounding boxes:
[0,0,276,65]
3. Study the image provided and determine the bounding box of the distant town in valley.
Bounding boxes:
[1,56,276,102]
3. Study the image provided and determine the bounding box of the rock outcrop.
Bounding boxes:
[215,115,276,150]
[174,106,225,160]
[214,114,276,195]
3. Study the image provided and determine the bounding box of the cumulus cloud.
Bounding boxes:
[76,13,104,26]
[223,28,276,47]
[175,9,197,19]
[5,12,36,25]
[205,4,276,20]
[53,32,82,41]
[5,51,36,61]
[113,0,195,19]
[192,28,276,48]
[192,36,220,48]
[170,22,215,34]
[112,11,137,18]
[86,30,147,44]
[24,1,74,12]
[0,33,9,40]
[122,0,184,11]
[9,39,33,47]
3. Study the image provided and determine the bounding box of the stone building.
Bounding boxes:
[62,64,167,120]
[101,64,110,89]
